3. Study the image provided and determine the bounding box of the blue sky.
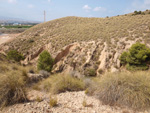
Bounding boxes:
[0,0,150,21]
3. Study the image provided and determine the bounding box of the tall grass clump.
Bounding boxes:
[39,73,85,94]
[97,72,150,110]
[0,65,28,108]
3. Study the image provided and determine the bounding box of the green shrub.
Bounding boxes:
[127,43,150,65]
[120,52,128,65]
[39,74,85,94]
[134,11,143,15]
[126,64,148,71]
[37,51,54,72]
[85,68,96,77]
[28,39,34,43]
[95,72,150,110]
[120,43,150,70]
[7,50,24,62]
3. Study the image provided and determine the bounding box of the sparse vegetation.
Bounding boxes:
[28,39,34,43]
[0,64,28,108]
[37,50,54,72]
[85,68,96,77]
[133,11,145,15]
[85,88,89,94]
[82,98,87,107]
[6,13,150,55]
[1,10,150,112]
[49,96,58,107]
[36,96,42,102]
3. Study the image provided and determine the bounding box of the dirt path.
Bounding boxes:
[0,34,19,45]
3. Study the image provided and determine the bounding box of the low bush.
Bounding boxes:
[39,73,85,94]
[36,96,43,102]
[28,39,34,43]
[49,96,58,107]
[95,72,150,110]
[7,50,24,62]
[84,78,100,96]
[133,11,145,15]
[0,70,28,108]
[120,43,150,70]
[84,68,97,77]
[0,62,32,108]
[37,51,54,72]
[120,52,128,65]
[126,64,148,71]
[82,98,87,107]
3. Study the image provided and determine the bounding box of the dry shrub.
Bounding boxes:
[0,70,27,108]
[49,96,58,107]
[39,73,85,94]
[36,96,43,102]
[84,78,99,96]
[96,72,150,110]
[82,98,87,107]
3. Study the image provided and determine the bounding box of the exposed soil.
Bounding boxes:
[0,34,20,45]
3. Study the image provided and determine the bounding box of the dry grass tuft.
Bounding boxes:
[95,71,150,110]
[39,73,85,94]
[0,62,34,108]
[0,70,27,108]
[49,96,58,107]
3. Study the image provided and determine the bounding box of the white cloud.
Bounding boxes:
[7,0,17,4]
[83,5,91,12]
[143,0,150,7]
[48,0,51,3]
[125,0,150,13]
[93,7,107,12]
[28,4,34,8]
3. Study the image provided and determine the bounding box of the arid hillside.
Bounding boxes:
[1,11,150,113]
[1,11,150,75]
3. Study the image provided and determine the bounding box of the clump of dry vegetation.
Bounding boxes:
[36,96,43,102]
[49,96,58,107]
[0,63,28,108]
[0,54,37,108]
[87,72,150,110]
[38,73,85,94]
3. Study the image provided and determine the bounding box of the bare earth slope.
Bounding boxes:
[0,34,19,45]
[1,14,150,74]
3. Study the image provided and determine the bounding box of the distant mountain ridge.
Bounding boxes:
[0,16,41,24]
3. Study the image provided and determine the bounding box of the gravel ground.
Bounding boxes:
[0,90,149,113]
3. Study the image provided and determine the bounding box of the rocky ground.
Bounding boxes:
[1,90,148,113]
